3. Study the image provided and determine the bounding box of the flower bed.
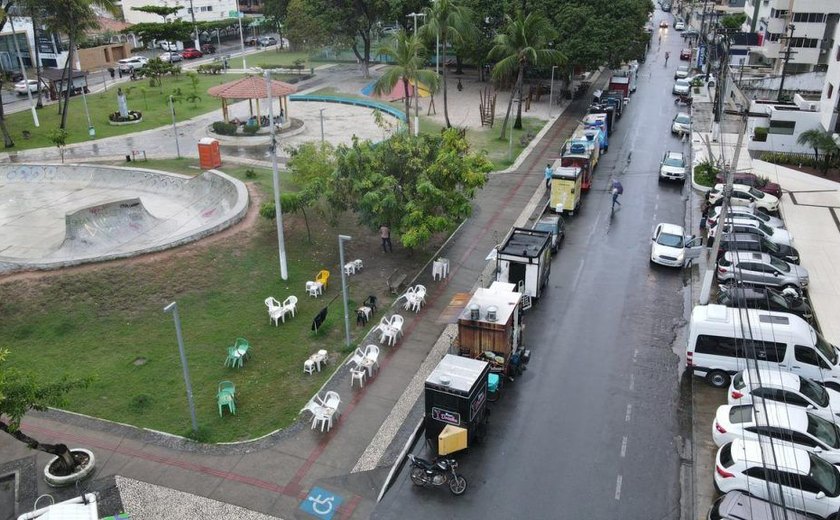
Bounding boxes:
[108,111,143,126]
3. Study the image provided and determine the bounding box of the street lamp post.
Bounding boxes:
[338,235,352,347]
[319,108,325,144]
[508,99,520,161]
[235,0,247,70]
[163,302,198,433]
[80,86,94,138]
[265,71,289,280]
[187,0,200,50]
[169,95,180,158]
[8,15,39,127]
[549,65,558,118]
[407,12,426,136]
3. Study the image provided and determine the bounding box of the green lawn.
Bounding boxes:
[0,159,381,443]
[228,50,313,70]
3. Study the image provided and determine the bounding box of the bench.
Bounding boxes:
[387,270,407,295]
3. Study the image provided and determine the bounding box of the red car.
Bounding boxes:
[180,48,203,59]
[680,48,691,60]
[714,171,782,198]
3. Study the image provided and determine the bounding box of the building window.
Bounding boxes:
[789,37,820,49]
[792,12,828,24]
[768,120,796,135]
[770,9,788,19]
[829,83,835,99]
[767,32,781,42]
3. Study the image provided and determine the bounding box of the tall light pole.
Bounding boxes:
[265,71,289,280]
[169,95,180,158]
[235,0,247,70]
[338,235,352,347]
[549,65,558,118]
[8,15,39,127]
[407,12,426,136]
[163,302,198,433]
[319,108,325,144]
[80,85,94,138]
[187,0,200,50]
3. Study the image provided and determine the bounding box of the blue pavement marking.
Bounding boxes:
[300,486,344,520]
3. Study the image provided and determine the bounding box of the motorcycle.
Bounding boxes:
[408,454,468,495]
[674,94,693,107]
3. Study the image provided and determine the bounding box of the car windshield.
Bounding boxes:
[800,376,830,408]
[815,333,839,365]
[677,66,688,73]
[759,237,780,253]
[656,232,684,248]
[676,79,690,86]
[675,114,690,124]
[807,413,840,449]
[748,187,765,199]
[663,157,684,167]
[809,453,840,497]
[757,221,773,234]
[768,256,790,272]
[534,223,554,233]
[753,211,770,223]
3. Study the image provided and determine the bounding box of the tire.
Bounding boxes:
[410,467,426,486]
[706,370,730,389]
[449,475,467,495]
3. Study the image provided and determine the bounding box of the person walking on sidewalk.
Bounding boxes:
[544,163,553,189]
[380,224,393,253]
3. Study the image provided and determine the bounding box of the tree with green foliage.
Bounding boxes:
[327,128,491,249]
[420,0,474,128]
[720,13,747,30]
[797,128,840,175]
[0,349,92,475]
[283,142,336,242]
[283,0,332,50]
[139,58,179,90]
[128,20,194,49]
[489,13,565,137]
[48,128,68,163]
[131,4,181,22]
[373,31,439,128]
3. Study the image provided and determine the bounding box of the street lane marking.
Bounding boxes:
[620,436,628,458]
[629,373,635,391]
[625,404,632,422]
[633,349,638,362]
[615,475,623,500]
[571,260,585,290]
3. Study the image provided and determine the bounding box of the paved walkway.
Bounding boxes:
[0,63,606,520]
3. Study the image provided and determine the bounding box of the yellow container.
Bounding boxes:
[438,425,468,455]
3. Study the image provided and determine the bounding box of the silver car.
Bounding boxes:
[717,251,809,290]
[708,206,785,229]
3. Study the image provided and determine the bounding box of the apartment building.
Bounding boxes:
[818,17,840,134]
[121,0,239,24]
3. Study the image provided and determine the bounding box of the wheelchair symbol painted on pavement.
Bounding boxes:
[300,486,344,519]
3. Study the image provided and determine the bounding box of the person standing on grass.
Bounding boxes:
[544,163,553,189]
[380,224,393,253]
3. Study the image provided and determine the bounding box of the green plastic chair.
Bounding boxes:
[218,380,235,398]
[234,337,251,362]
[218,391,236,416]
[224,346,241,368]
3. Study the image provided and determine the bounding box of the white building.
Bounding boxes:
[818,16,840,136]
[0,16,71,72]
[748,94,824,153]
[743,0,840,73]
[120,0,239,24]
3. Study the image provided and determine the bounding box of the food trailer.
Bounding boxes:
[425,354,490,455]
[495,227,552,299]
[456,282,524,372]
[551,164,583,214]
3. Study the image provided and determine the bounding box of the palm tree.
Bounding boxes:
[420,0,473,128]
[797,128,839,175]
[488,13,565,139]
[372,31,439,132]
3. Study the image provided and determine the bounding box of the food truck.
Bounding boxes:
[495,227,552,299]
[562,131,598,190]
[583,114,609,152]
[425,354,490,455]
[550,164,582,214]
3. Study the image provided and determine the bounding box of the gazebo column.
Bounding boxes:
[248,99,254,117]
[256,98,261,122]
[222,99,228,122]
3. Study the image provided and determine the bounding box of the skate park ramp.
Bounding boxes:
[0,164,248,273]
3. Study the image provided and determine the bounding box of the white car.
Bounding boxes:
[713,403,840,463]
[118,56,148,72]
[159,41,180,51]
[672,78,690,95]
[710,216,792,246]
[13,78,47,95]
[728,370,840,424]
[715,438,840,519]
[650,222,702,267]
[671,112,690,134]
[674,65,689,79]
[659,151,686,182]
[707,183,780,212]
[160,52,182,63]
[674,21,686,31]
[708,205,785,229]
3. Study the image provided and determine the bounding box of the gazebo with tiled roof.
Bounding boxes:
[208,76,297,123]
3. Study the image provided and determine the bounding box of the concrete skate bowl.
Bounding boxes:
[0,164,248,274]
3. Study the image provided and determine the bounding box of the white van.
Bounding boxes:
[686,304,840,389]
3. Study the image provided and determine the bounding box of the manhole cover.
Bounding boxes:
[133,357,147,366]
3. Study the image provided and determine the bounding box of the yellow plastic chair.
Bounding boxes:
[316,270,330,289]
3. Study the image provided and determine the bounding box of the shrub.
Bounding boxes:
[108,110,143,122]
[245,168,257,179]
[259,202,276,219]
[212,121,238,135]
[243,124,260,135]
[197,63,222,74]
[753,127,768,142]
[693,160,719,187]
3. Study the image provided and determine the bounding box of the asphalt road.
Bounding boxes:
[374,11,693,520]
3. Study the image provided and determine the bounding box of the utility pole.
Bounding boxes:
[407,12,426,136]
[187,0,200,50]
[777,24,796,102]
[265,71,289,280]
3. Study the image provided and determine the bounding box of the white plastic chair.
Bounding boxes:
[306,281,322,298]
[281,295,298,321]
[312,407,334,431]
[363,344,380,375]
[414,285,427,305]
[350,366,366,388]
[304,359,316,375]
[348,347,365,368]
[344,262,355,276]
[380,326,398,346]
[390,315,405,338]
[264,297,284,326]
[353,259,364,271]
[322,390,341,411]
[400,287,417,310]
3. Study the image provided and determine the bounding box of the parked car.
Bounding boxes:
[713,403,840,463]
[714,171,782,198]
[659,151,687,182]
[674,21,686,31]
[13,78,48,95]
[118,56,148,72]
[682,28,700,39]
[159,52,182,63]
[716,285,813,322]
[716,233,800,265]
[159,41,180,51]
[717,251,809,290]
[707,183,780,212]
[711,218,792,247]
[728,370,840,423]
[259,36,278,46]
[708,492,813,520]
[714,438,840,519]
[672,78,691,95]
[200,43,216,54]
[708,205,785,229]
[532,215,566,254]
[671,112,691,134]
[650,222,702,267]
[244,36,258,46]
[180,48,203,59]
[679,48,691,60]
[674,65,690,79]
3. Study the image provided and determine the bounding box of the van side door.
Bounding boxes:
[794,345,832,384]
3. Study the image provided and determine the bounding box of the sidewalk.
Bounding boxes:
[0,74,607,520]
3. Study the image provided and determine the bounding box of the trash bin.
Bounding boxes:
[198,137,221,169]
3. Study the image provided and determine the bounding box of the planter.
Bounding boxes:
[44,448,95,487]
[108,117,143,126]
